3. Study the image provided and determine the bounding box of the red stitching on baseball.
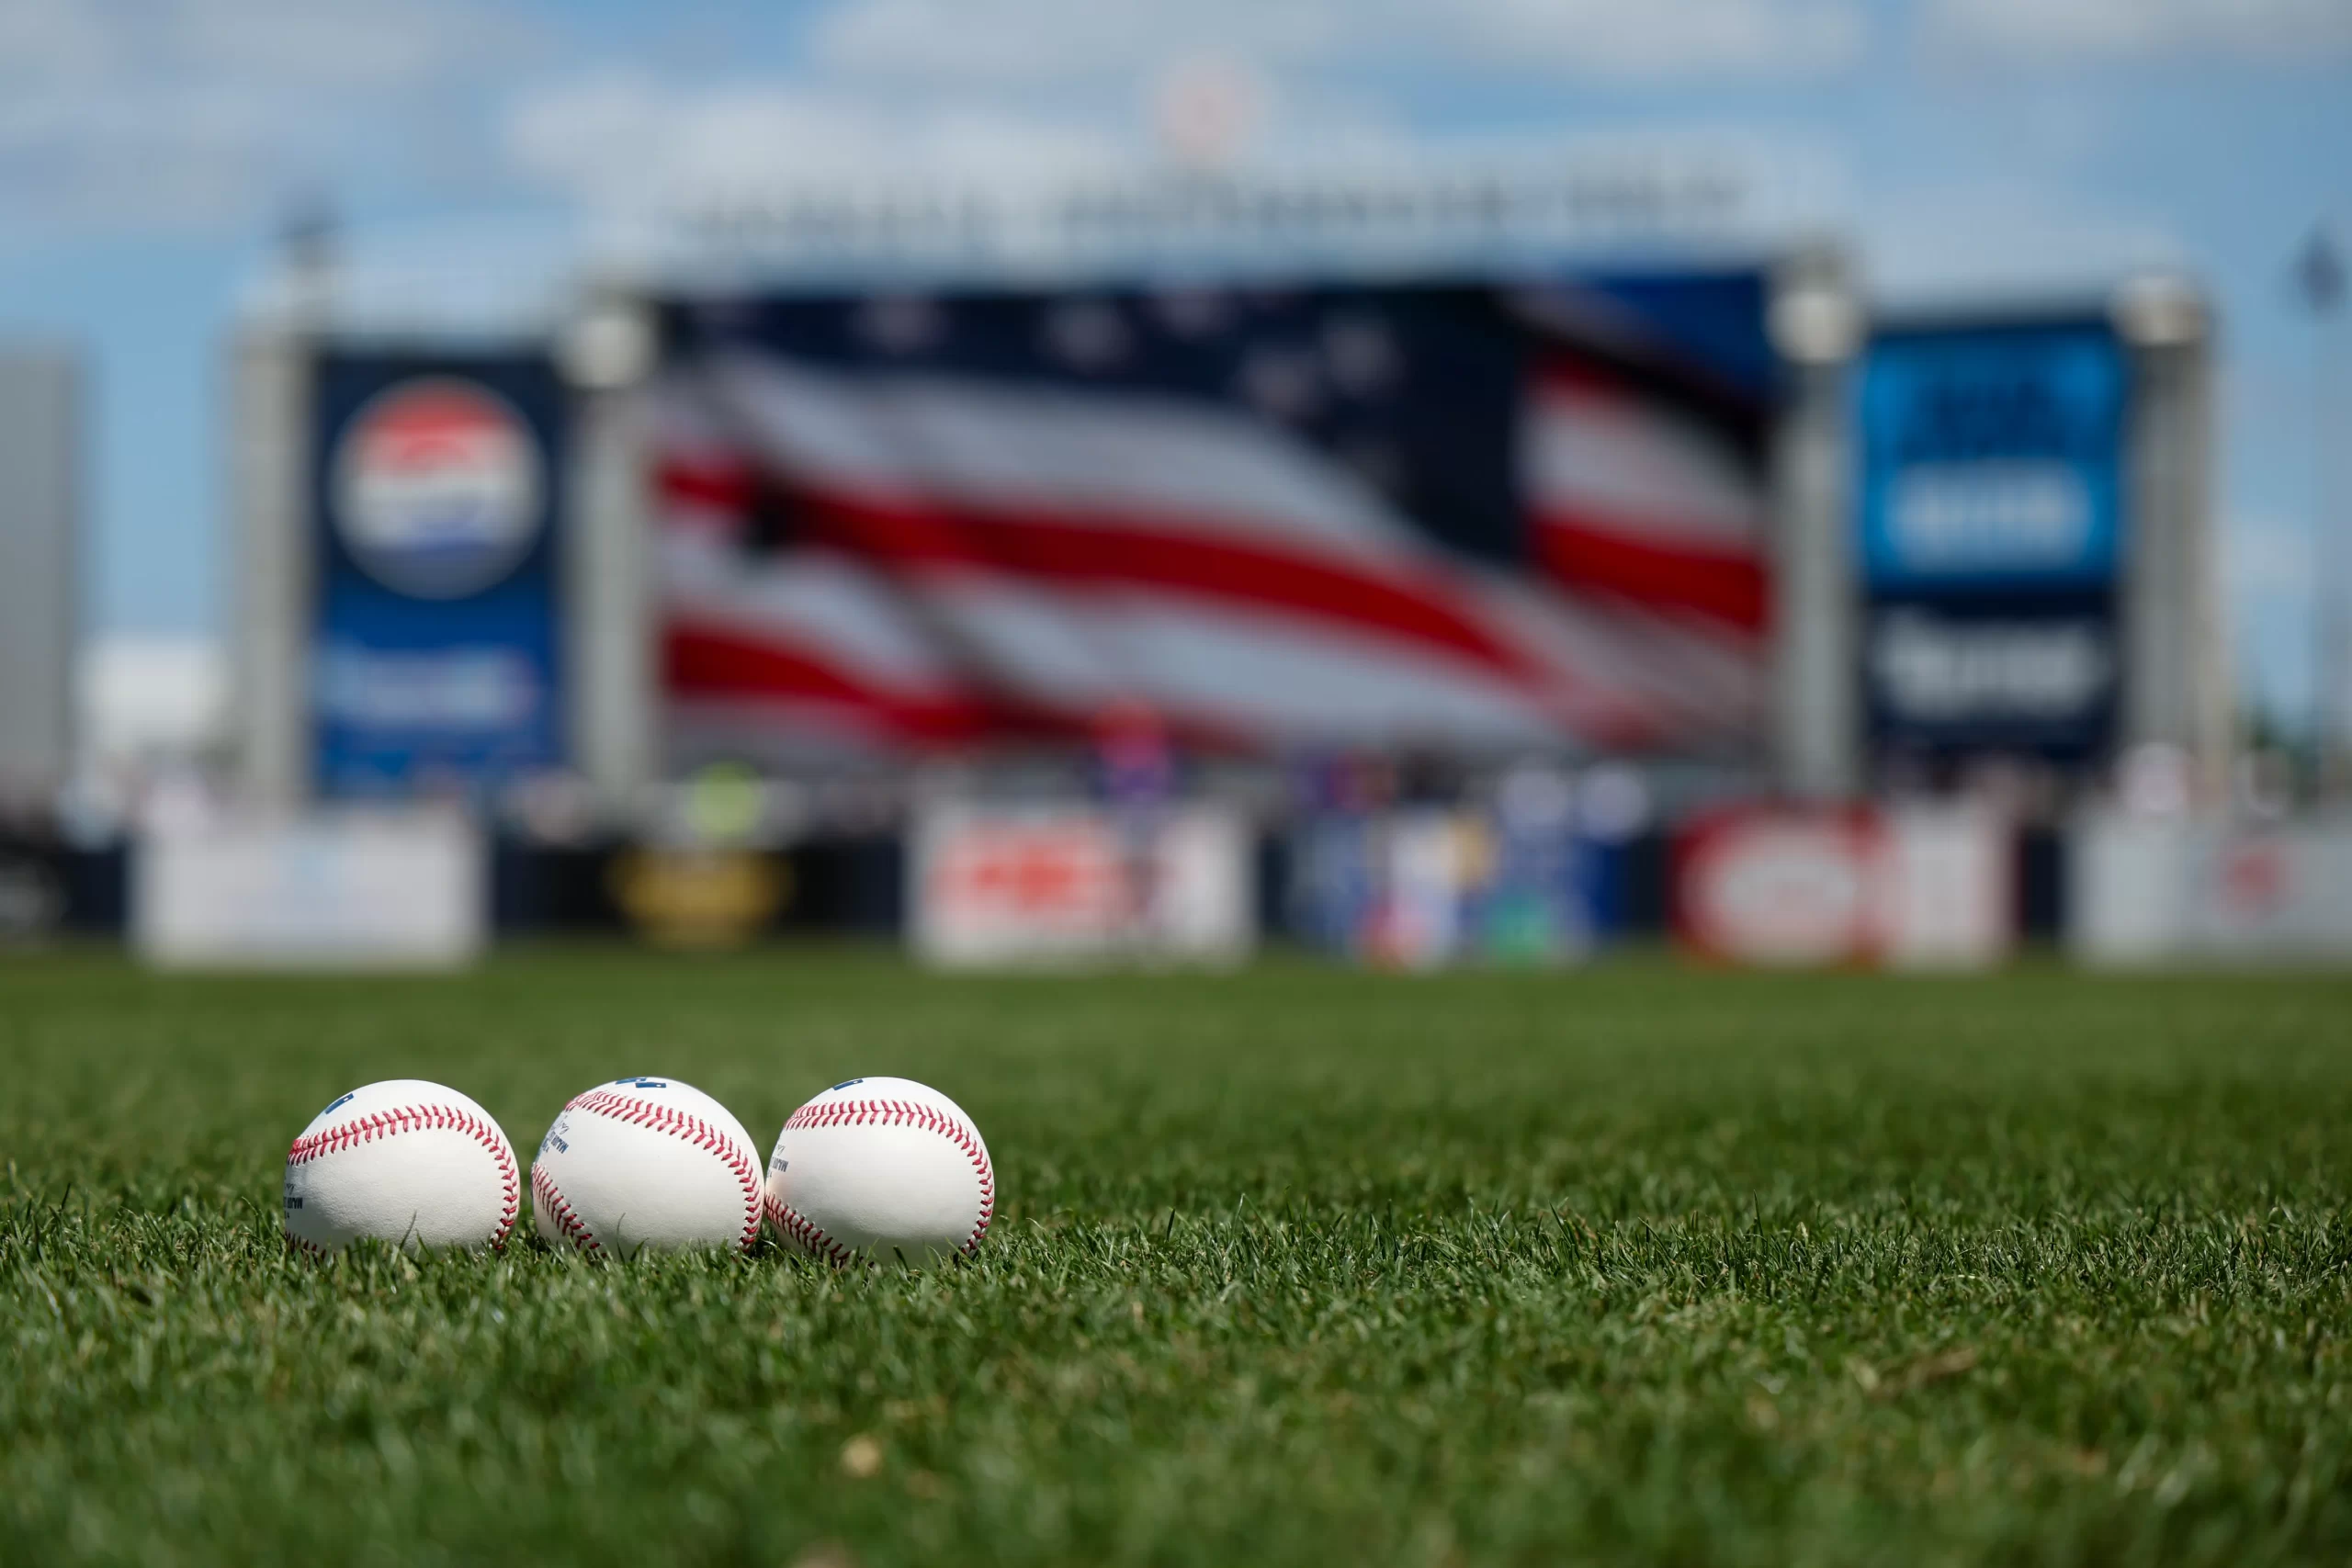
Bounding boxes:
[284,1101,519,1250]
[561,1089,762,1254]
[531,1162,602,1256]
[764,1193,855,1267]
[777,1096,994,1258]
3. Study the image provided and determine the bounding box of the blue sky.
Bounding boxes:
[2,0,2347,728]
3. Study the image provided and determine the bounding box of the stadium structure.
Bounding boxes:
[6,141,2260,965]
[223,149,2222,810]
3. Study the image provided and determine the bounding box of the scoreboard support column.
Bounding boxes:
[0,349,79,800]
[1767,246,1863,800]
[230,326,312,810]
[2113,277,2228,797]
[560,295,661,823]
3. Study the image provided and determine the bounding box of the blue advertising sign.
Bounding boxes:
[1857,320,2129,591]
[311,353,565,797]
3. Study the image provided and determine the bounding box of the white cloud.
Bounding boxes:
[815,0,1336,85]
[812,0,1867,85]
[504,0,1867,217]
[1925,0,2352,65]
[0,0,534,234]
[0,0,119,80]
[1860,179,2185,305]
[502,74,1136,207]
[0,0,526,91]
[496,69,1848,260]
[1429,0,1867,79]
[0,89,277,229]
[0,0,1864,242]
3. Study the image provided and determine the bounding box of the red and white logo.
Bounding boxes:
[332,378,545,600]
[1676,807,1881,966]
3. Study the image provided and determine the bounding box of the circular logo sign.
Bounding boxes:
[1682,815,1873,966]
[332,378,545,600]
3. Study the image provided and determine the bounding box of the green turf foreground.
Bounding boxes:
[3,952,2349,1566]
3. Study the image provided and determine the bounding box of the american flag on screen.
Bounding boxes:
[650,278,1772,761]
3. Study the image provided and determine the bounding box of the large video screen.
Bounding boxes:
[648,271,1774,763]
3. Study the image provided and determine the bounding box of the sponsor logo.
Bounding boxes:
[1687,818,1872,964]
[314,644,541,731]
[613,1077,669,1089]
[1886,460,2092,574]
[332,378,545,600]
[605,850,788,952]
[318,1091,356,1120]
[1869,610,2111,722]
[1859,324,2125,587]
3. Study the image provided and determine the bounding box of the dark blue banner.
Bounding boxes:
[311,352,565,797]
[1861,592,2118,761]
[1857,319,2128,592]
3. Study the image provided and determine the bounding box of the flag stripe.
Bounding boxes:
[667,622,996,743]
[755,480,1563,694]
[706,355,1424,567]
[651,288,1773,759]
[1520,359,1769,629]
[657,462,1751,751]
[666,609,1542,753]
[1523,364,1764,547]
[1530,515,1770,632]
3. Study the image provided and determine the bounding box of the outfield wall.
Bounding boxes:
[31,805,2352,971]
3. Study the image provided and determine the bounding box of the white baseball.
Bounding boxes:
[531,1077,763,1257]
[283,1079,519,1255]
[765,1076,995,1267]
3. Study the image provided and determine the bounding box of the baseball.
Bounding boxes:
[531,1077,763,1257]
[283,1079,520,1256]
[765,1076,995,1267]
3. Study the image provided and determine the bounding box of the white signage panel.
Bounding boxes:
[135,812,484,969]
[912,805,1252,967]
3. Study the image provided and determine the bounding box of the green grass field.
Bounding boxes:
[3,951,2350,1566]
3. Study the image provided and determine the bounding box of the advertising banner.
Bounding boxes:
[912,805,1253,966]
[605,847,792,951]
[1854,318,2131,765]
[1675,806,1879,966]
[2070,815,2352,965]
[1857,320,2128,592]
[1861,592,2118,760]
[133,811,484,969]
[1289,807,1602,968]
[1674,804,2011,968]
[311,353,566,797]
[1877,806,2016,969]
